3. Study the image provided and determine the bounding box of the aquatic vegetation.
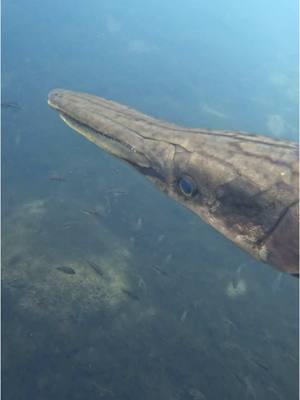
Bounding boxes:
[225,278,247,298]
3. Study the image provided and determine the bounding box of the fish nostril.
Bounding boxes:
[51,89,62,98]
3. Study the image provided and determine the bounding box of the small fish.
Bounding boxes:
[165,253,173,263]
[266,386,283,400]
[233,373,244,386]
[151,265,168,277]
[223,317,238,331]
[157,234,165,243]
[86,260,104,276]
[104,195,112,214]
[231,277,239,290]
[61,222,73,230]
[1,101,21,110]
[122,288,140,301]
[188,388,207,400]
[49,175,66,182]
[82,209,101,217]
[232,259,254,288]
[244,376,257,400]
[107,188,128,197]
[271,273,283,292]
[138,276,146,290]
[56,266,76,275]
[180,310,188,322]
[135,217,143,230]
[249,357,269,371]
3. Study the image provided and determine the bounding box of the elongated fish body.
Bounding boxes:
[48,89,299,276]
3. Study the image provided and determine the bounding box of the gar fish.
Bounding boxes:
[48,89,299,276]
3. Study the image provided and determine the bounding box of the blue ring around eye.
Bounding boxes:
[178,176,196,196]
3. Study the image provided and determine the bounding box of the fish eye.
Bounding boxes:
[178,176,197,197]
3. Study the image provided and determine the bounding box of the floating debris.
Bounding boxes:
[56,266,76,275]
[122,288,140,301]
[86,259,104,277]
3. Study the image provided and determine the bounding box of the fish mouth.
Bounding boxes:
[48,89,151,168]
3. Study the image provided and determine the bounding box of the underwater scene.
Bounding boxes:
[2,0,299,399]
